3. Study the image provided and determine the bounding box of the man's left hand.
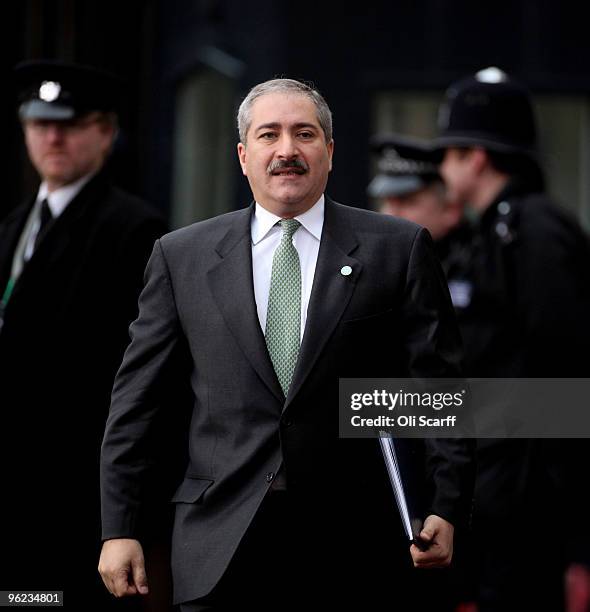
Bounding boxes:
[410,514,454,568]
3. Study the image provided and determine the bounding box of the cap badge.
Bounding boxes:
[475,67,507,84]
[39,81,61,102]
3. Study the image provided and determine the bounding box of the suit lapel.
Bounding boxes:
[207,205,284,404]
[285,198,361,408]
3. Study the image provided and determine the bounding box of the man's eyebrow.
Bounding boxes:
[292,122,319,131]
[254,122,319,132]
[254,122,281,132]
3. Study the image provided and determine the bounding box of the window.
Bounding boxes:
[171,66,237,228]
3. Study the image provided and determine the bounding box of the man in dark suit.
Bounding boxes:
[99,78,474,611]
[0,61,166,608]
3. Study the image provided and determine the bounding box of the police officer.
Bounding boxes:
[369,133,473,311]
[434,66,590,611]
[0,61,167,609]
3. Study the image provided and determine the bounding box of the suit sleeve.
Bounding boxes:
[100,238,184,540]
[402,228,475,529]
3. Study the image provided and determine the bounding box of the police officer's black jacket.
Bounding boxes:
[455,179,590,604]
[458,179,590,378]
[0,170,167,605]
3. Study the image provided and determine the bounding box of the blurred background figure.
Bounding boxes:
[368,133,459,240]
[368,133,473,312]
[0,60,167,609]
[433,67,590,612]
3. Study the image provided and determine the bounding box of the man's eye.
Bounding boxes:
[260,132,277,140]
[298,132,314,139]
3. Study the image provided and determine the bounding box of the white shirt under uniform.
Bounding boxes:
[23,173,93,262]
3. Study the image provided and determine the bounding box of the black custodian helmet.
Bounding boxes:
[434,67,538,158]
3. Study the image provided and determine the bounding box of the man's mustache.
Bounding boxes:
[267,158,309,175]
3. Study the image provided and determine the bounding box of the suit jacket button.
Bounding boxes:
[266,472,275,483]
[283,419,292,427]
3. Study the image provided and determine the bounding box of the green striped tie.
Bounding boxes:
[265,219,302,397]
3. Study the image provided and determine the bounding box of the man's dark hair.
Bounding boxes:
[487,150,546,192]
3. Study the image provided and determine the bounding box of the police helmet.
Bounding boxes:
[368,133,442,199]
[434,67,538,157]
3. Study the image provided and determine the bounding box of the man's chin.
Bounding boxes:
[270,193,321,216]
[42,163,71,179]
[42,167,79,189]
[275,189,313,207]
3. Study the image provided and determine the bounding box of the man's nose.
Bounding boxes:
[276,134,299,159]
[45,124,66,141]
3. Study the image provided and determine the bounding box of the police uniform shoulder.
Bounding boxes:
[522,193,584,232]
[511,191,566,222]
[108,185,158,215]
[85,179,165,235]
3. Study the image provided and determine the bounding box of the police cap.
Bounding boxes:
[434,67,537,157]
[368,133,442,199]
[14,59,122,121]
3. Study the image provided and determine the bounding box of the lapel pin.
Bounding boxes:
[340,265,352,276]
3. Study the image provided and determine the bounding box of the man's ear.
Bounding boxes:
[237,142,247,176]
[471,147,489,174]
[327,139,334,172]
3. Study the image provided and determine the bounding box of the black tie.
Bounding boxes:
[33,199,53,250]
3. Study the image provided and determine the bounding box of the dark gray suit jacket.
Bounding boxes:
[100,197,473,605]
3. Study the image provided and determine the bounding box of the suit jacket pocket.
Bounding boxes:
[171,476,214,504]
[342,307,396,328]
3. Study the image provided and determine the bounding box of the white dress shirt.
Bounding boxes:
[251,195,324,340]
[23,173,94,262]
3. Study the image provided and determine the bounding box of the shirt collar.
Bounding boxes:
[251,195,325,245]
[37,172,95,218]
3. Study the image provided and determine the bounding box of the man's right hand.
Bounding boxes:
[98,538,149,598]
